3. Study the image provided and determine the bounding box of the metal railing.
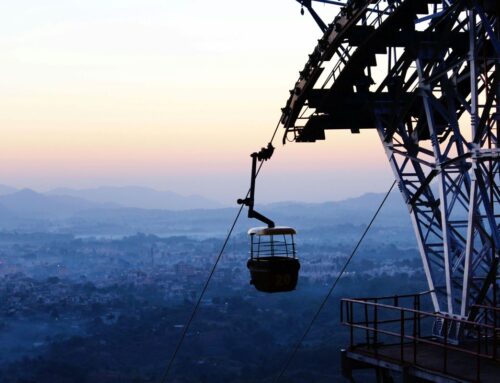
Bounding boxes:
[341,293,500,382]
[473,303,500,334]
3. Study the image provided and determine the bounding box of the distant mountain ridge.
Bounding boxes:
[0,184,18,196]
[264,191,408,226]
[0,186,411,236]
[0,189,116,218]
[46,186,222,210]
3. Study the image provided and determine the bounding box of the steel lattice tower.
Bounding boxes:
[282,0,500,333]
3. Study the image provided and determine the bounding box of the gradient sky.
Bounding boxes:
[0,0,393,204]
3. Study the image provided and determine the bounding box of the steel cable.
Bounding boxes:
[272,180,397,383]
[159,119,282,382]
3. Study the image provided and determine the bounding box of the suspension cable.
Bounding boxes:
[272,180,397,383]
[159,119,282,383]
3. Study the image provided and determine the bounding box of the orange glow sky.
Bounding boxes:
[0,0,393,203]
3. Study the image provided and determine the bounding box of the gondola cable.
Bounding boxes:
[159,117,396,383]
[272,179,397,383]
[158,119,282,383]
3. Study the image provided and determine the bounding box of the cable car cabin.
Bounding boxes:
[247,227,300,293]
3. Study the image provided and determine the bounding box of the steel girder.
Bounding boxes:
[281,0,500,326]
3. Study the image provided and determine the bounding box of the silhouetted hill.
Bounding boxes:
[60,191,411,237]
[0,202,17,221]
[0,189,412,238]
[0,189,116,219]
[47,186,222,210]
[0,184,17,195]
[265,191,407,225]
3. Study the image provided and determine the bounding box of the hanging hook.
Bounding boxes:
[237,143,275,228]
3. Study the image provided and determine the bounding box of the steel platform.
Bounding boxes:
[340,293,500,382]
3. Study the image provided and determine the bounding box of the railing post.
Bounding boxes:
[374,299,378,352]
[416,295,421,337]
[477,325,481,382]
[485,309,489,354]
[400,310,405,362]
[494,328,498,361]
[495,277,498,331]
[443,317,448,374]
[365,301,370,347]
[340,300,344,324]
[413,306,417,364]
[350,301,354,348]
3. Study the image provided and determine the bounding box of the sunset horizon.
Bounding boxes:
[1,0,392,204]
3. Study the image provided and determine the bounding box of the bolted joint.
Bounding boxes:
[254,143,275,162]
[237,197,252,206]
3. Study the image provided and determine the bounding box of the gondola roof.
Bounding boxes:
[248,226,297,236]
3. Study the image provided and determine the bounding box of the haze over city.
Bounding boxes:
[3,1,497,383]
[0,0,393,204]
